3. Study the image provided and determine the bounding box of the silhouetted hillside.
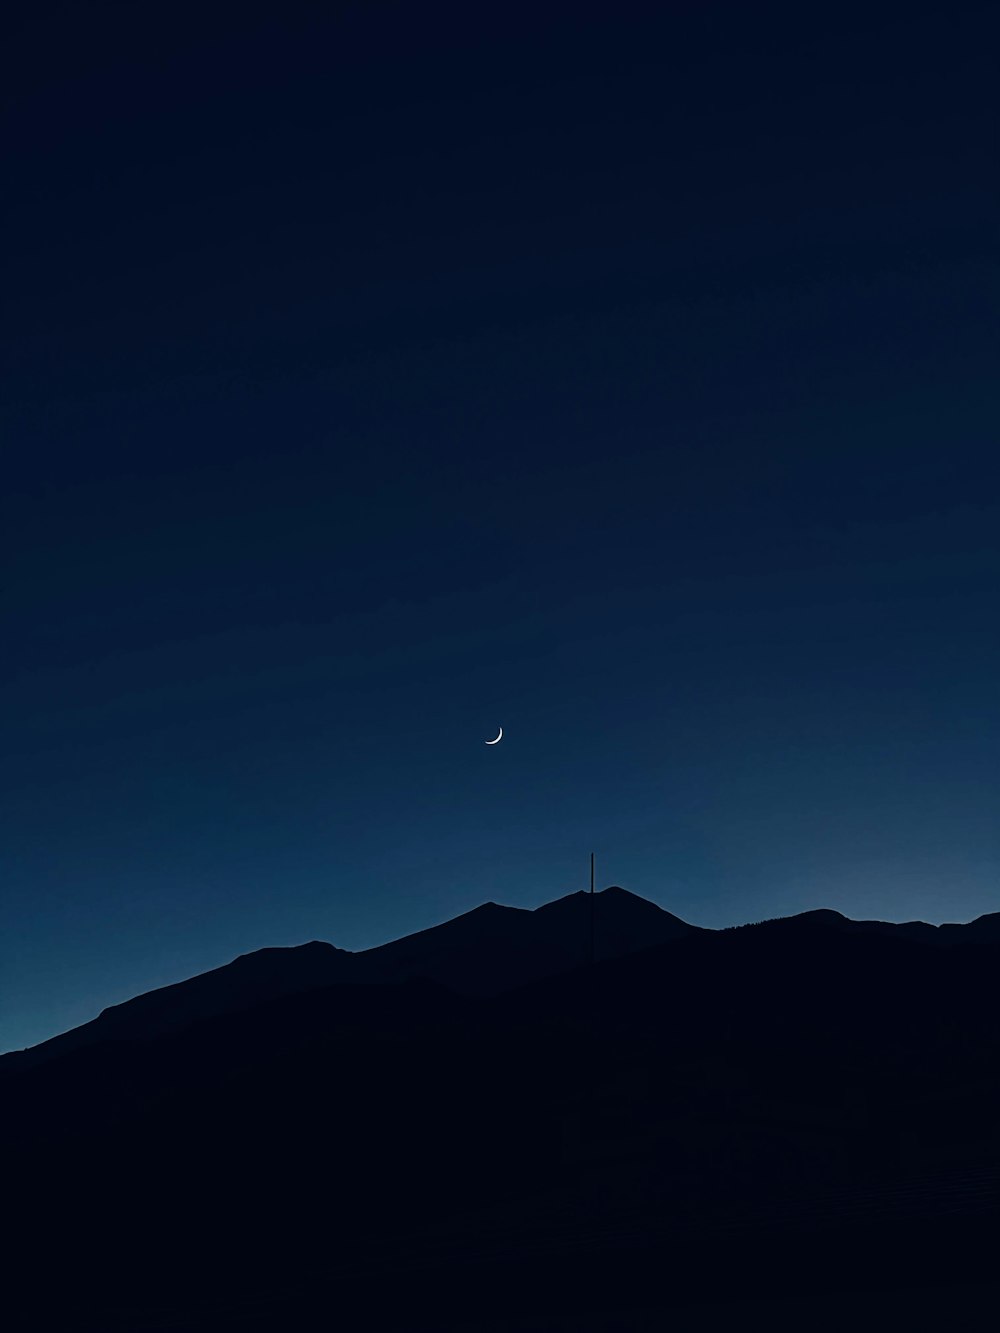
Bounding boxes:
[0,886,698,1072]
[5,889,995,1077]
[725,905,1000,947]
[4,889,1000,1331]
[0,938,354,1073]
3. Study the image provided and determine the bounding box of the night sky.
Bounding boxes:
[3,1,997,1054]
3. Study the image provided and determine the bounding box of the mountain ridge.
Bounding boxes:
[3,887,997,1073]
[4,888,1000,1330]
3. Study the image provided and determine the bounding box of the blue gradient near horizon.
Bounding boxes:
[2,2,998,1054]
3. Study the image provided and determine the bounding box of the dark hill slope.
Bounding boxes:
[4,913,1000,1330]
[0,887,699,1072]
[3,892,994,1081]
[0,938,354,1073]
[353,885,700,994]
[726,906,1000,947]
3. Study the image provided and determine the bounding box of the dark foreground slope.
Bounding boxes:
[6,888,996,1077]
[0,887,697,1074]
[4,894,1000,1331]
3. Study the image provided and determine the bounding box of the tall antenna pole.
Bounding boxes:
[589,851,595,967]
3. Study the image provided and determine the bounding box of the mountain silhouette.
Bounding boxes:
[0,886,698,1072]
[4,887,1000,1331]
[4,888,996,1075]
[728,905,1000,946]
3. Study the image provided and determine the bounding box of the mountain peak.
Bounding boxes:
[10,887,989,1076]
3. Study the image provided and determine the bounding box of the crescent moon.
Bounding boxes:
[485,726,503,745]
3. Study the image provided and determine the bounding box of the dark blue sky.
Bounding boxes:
[3,1,998,1053]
